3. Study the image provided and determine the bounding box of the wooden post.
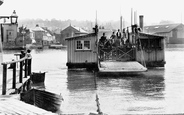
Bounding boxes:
[19,61,23,83]
[12,63,16,89]
[2,64,7,95]
[27,59,32,76]
[24,59,28,78]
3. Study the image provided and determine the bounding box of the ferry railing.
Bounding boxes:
[1,54,32,95]
[98,44,136,61]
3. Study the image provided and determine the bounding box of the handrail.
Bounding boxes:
[1,54,32,95]
[1,56,32,65]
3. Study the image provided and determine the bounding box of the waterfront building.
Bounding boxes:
[60,25,88,46]
[144,23,184,44]
[30,24,56,47]
[0,10,18,49]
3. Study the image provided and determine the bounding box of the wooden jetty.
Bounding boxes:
[0,96,55,115]
[1,54,32,95]
[0,53,57,115]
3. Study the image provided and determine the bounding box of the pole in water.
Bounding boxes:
[96,94,103,115]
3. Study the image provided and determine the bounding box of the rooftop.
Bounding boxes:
[144,23,182,33]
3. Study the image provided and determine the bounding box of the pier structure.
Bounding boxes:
[0,53,57,115]
[0,96,55,115]
[0,53,32,95]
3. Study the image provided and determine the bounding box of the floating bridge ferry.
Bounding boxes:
[65,16,166,73]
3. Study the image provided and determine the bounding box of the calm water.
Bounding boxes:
[2,47,184,114]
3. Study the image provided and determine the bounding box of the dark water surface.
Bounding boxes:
[2,47,184,114]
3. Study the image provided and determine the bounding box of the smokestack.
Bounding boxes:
[120,16,122,32]
[131,8,133,26]
[134,11,137,25]
[139,15,144,32]
[123,18,125,29]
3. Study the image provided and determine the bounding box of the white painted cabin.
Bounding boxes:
[65,33,98,69]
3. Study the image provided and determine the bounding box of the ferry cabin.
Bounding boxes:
[65,33,98,69]
[65,27,165,70]
[137,32,165,67]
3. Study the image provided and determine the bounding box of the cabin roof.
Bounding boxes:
[144,23,182,33]
[65,33,96,40]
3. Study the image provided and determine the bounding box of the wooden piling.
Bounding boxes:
[2,64,7,95]
[12,63,16,89]
[1,56,32,95]
[19,61,23,83]
[24,59,28,78]
[27,59,32,76]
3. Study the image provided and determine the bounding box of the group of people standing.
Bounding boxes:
[99,29,129,48]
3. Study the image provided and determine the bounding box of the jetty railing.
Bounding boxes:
[1,54,32,95]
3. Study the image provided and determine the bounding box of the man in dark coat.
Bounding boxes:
[116,29,121,39]
[99,33,107,46]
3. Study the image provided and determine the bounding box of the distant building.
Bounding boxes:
[144,23,184,44]
[60,25,89,45]
[30,24,56,46]
[53,28,62,44]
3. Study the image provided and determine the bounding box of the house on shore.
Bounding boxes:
[30,24,56,47]
[60,25,89,46]
[144,23,184,44]
[53,28,62,44]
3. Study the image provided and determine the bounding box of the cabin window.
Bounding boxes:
[84,41,90,49]
[76,41,83,49]
[76,40,91,50]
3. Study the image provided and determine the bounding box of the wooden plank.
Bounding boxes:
[0,97,55,115]
[99,61,147,72]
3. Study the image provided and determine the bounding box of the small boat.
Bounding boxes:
[30,72,45,84]
[20,89,63,112]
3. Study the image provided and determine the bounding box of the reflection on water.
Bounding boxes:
[130,72,165,99]
[65,69,166,114]
[98,71,165,100]
[67,70,96,91]
[2,48,184,114]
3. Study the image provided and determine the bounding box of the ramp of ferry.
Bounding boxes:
[98,43,147,73]
[98,61,147,73]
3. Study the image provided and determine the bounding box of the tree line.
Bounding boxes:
[18,19,129,33]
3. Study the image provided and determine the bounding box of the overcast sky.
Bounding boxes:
[0,0,184,25]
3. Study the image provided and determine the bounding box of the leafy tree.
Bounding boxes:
[18,26,30,36]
